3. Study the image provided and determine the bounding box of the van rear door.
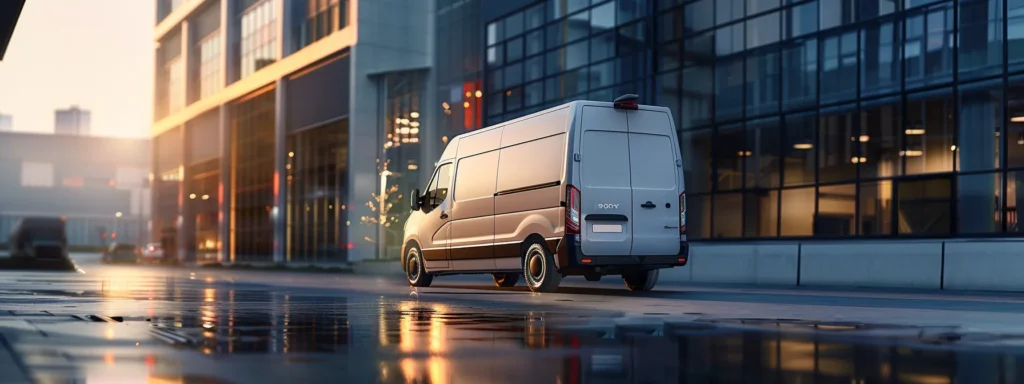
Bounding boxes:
[626,110,681,256]
[579,106,633,256]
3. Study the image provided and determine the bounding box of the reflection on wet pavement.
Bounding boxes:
[1,272,1024,383]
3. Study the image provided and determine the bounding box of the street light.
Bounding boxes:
[115,212,123,218]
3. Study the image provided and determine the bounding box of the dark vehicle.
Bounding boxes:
[7,217,69,261]
[101,242,139,263]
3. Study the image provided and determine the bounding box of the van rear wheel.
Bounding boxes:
[622,269,659,292]
[492,273,519,287]
[405,245,433,287]
[522,239,561,293]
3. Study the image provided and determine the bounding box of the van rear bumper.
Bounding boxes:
[553,235,689,272]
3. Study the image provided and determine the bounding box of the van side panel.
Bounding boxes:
[493,132,567,269]
[450,152,500,269]
[499,107,569,147]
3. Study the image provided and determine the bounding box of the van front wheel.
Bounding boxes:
[622,269,659,292]
[522,239,561,293]
[405,245,433,287]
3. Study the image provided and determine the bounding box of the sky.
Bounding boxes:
[0,0,154,138]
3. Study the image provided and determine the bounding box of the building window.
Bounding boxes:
[198,31,222,99]
[231,89,276,262]
[286,120,349,263]
[240,0,277,78]
[21,162,54,188]
[302,0,348,48]
[166,57,185,114]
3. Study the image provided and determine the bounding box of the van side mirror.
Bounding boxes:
[410,189,421,210]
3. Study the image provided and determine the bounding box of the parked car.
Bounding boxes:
[401,95,688,293]
[101,242,139,264]
[139,242,164,263]
[8,217,69,261]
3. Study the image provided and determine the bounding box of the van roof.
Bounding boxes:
[448,100,671,144]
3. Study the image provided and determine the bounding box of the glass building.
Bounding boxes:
[483,0,1024,241]
[152,0,434,264]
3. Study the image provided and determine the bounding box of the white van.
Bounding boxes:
[402,95,688,292]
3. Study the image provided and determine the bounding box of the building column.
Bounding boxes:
[277,0,295,58]
[218,104,232,263]
[221,0,238,85]
[180,19,192,109]
[273,79,288,263]
[346,47,381,262]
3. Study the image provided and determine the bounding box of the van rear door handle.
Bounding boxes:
[641,201,656,209]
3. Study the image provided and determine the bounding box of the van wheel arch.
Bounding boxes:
[403,240,420,272]
[520,234,550,267]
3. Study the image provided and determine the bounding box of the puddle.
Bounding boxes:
[5,273,1024,383]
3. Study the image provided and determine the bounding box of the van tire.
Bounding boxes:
[492,273,520,287]
[622,269,659,292]
[405,244,433,287]
[522,238,561,293]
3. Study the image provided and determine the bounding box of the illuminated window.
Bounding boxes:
[63,176,84,188]
[198,31,222,99]
[240,0,277,78]
[167,57,185,113]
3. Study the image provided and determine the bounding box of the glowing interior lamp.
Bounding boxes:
[900,150,924,157]
[1011,116,1024,123]
[850,157,867,163]
[475,90,483,98]
[792,143,813,150]
[905,128,926,135]
[736,150,752,157]
[859,135,870,142]
[410,112,420,118]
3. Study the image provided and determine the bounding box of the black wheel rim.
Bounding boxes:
[527,246,545,284]
[407,251,420,282]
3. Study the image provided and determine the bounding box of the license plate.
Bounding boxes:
[593,224,622,233]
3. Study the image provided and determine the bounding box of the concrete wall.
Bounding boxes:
[345,0,433,261]
[663,239,1024,292]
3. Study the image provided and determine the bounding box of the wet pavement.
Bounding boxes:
[2,254,1024,382]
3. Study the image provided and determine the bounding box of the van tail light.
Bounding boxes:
[679,191,687,236]
[566,185,581,235]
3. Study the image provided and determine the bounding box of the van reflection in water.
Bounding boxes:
[124,278,1003,383]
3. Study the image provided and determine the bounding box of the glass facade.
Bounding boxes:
[484,0,1024,241]
[230,89,276,262]
[286,119,350,264]
[240,0,278,78]
[300,0,349,49]
[485,0,654,126]
[187,158,220,261]
[198,31,222,99]
[376,71,427,259]
[436,0,486,139]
